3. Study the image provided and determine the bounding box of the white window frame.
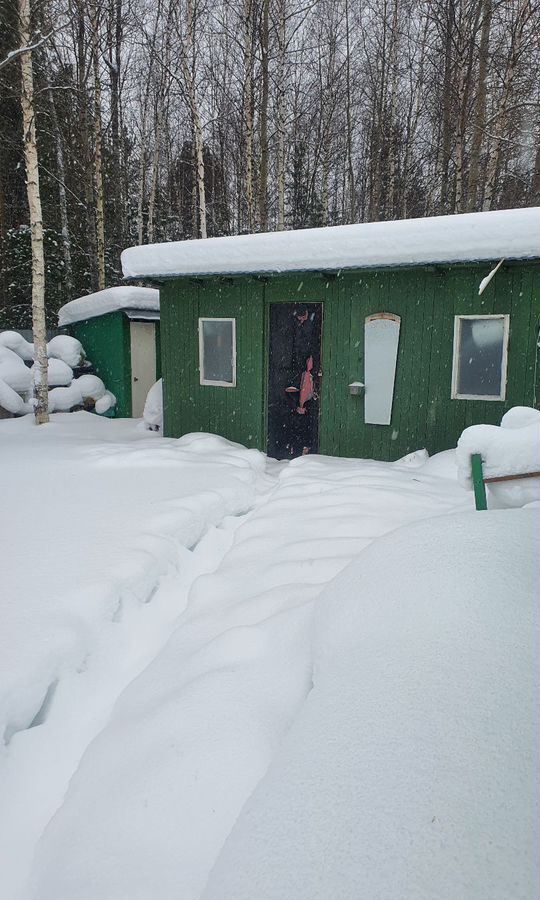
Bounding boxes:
[451,314,510,401]
[198,317,237,387]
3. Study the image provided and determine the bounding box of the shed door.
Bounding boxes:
[130,321,156,417]
[267,302,323,459]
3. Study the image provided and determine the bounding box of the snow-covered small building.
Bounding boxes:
[121,208,540,459]
[58,287,160,418]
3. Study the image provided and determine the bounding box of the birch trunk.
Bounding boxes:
[468,0,492,210]
[19,0,48,423]
[76,0,98,289]
[385,0,399,218]
[242,0,255,231]
[532,123,540,204]
[47,80,73,296]
[258,0,270,231]
[180,0,207,238]
[276,0,286,231]
[344,0,356,222]
[482,0,528,211]
[90,0,106,289]
[437,0,454,211]
[147,105,162,243]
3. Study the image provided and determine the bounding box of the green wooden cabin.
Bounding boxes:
[121,208,540,459]
[58,287,161,417]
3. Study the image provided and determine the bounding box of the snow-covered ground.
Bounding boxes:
[203,508,539,900]
[0,412,537,900]
[0,413,266,899]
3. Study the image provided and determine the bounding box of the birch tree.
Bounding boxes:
[18,0,48,422]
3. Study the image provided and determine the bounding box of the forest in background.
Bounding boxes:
[1,0,539,328]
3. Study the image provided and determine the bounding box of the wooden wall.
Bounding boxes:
[160,261,540,460]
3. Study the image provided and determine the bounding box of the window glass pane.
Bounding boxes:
[202,320,234,383]
[457,318,504,397]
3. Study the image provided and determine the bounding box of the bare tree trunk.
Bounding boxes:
[242,0,255,231]
[147,104,162,243]
[179,0,207,238]
[483,0,529,211]
[46,79,73,297]
[276,0,286,230]
[137,131,147,243]
[454,50,468,212]
[468,0,492,210]
[90,0,106,288]
[258,0,270,231]
[344,0,356,222]
[106,0,124,258]
[401,10,429,218]
[532,123,540,204]
[385,0,400,219]
[76,0,98,289]
[19,0,48,423]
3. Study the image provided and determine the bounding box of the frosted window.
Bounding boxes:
[199,319,235,386]
[364,314,401,425]
[453,316,508,400]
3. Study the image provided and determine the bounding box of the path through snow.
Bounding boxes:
[29,445,472,900]
[0,415,268,900]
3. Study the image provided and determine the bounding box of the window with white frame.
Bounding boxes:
[198,318,236,386]
[451,314,509,400]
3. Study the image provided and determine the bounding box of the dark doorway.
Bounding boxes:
[267,302,323,459]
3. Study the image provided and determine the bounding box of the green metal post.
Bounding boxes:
[471,453,488,511]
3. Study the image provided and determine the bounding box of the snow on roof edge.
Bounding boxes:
[121,208,540,280]
[58,286,160,327]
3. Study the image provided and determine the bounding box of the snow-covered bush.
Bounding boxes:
[143,378,163,431]
[0,330,35,361]
[0,377,32,415]
[49,375,116,413]
[457,406,540,508]
[0,346,33,393]
[31,358,73,387]
[0,330,115,417]
[47,335,86,368]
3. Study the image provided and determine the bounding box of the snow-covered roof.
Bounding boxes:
[121,207,540,280]
[58,286,160,327]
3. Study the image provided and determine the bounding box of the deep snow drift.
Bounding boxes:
[203,508,539,900]
[0,414,266,900]
[1,412,536,900]
[29,447,472,900]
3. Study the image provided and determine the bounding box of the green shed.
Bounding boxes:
[58,286,161,417]
[121,208,540,459]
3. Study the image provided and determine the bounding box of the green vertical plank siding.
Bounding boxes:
[159,260,540,459]
[161,278,265,445]
[69,310,132,416]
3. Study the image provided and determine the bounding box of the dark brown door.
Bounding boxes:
[267,302,323,459]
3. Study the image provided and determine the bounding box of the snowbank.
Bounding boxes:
[29,449,470,900]
[58,286,160,326]
[457,408,540,507]
[203,508,540,900]
[0,416,265,900]
[121,207,540,278]
[143,378,163,430]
